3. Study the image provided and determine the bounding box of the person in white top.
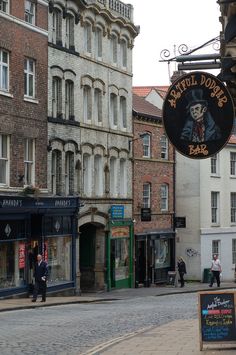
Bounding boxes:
[209,254,222,287]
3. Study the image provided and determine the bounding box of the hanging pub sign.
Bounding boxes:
[163,72,235,159]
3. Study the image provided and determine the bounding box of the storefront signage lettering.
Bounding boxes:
[163,71,234,159]
[55,200,71,207]
[1,199,23,208]
[111,226,129,238]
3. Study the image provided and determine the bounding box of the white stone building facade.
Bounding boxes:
[47,0,139,291]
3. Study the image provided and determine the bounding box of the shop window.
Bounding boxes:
[52,76,62,118]
[52,9,62,46]
[160,134,168,159]
[65,80,74,120]
[65,15,74,49]
[0,49,9,91]
[112,237,129,281]
[51,149,62,195]
[25,0,35,25]
[24,58,35,98]
[154,239,171,268]
[45,236,72,285]
[0,0,9,13]
[24,138,35,186]
[0,134,9,185]
[65,151,74,195]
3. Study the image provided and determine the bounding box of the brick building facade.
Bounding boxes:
[132,93,175,286]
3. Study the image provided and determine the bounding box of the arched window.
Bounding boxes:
[143,183,151,208]
[65,80,74,120]
[120,159,127,196]
[52,9,62,45]
[120,96,127,129]
[84,22,92,54]
[160,134,168,160]
[83,154,92,196]
[52,76,62,118]
[110,157,118,196]
[111,34,118,64]
[161,184,168,211]
[110,93,117,127]
[83,85,92,122]
[95,27,102,59]
[94,155,103,196]
[65,15,74,49]
[120,39,127,68]
[51,150,62,195]
[94,88,102,124]
[65,151,74,195]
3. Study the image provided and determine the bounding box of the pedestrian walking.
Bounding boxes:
[32,254,48,302]
[177,257,187,287]
[209,254,222,287]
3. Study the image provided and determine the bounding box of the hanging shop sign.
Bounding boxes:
[163,72,235,159]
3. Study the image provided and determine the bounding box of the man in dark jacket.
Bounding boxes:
[177,257,187,288]
[32,254,48,302]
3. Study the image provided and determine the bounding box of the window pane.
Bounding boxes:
[0,159,6,183]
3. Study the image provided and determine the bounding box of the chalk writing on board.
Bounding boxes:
[200,293,236,342]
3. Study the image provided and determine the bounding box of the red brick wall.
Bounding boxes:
[133,118,175,234]
[0,1,48,189]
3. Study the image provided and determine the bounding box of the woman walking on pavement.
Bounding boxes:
[177,257,187,287]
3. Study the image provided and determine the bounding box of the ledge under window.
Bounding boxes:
[0,90,13,98]
[24,97,39,104]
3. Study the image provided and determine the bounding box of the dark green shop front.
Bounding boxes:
[107,220,134,290]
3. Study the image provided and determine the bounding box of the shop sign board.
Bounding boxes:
[163,72,234,159]
[141,208,151,221]
[111,205,124,219]
[175,217,186,228]
[198,291,236,351]
[111,226,129,238]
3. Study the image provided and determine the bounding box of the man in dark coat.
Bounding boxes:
[32,254,48,302]
[177,257,187,288]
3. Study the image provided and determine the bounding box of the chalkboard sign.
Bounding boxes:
[198,291,236,350]
[167,271,177,287]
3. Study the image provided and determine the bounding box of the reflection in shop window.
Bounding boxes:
[114,238,129,280]
[154,239,170,268]
[45,236,72,285]
[0,240,26,289]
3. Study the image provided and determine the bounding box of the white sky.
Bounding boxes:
[128,0,221,86]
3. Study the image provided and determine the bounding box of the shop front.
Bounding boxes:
[135,229,175,287]
[0,196,80,298]
[107,220,134,290]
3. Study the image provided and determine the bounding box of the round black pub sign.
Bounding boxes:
[163,71,235,159]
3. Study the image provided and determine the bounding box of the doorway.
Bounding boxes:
[79,224,96,291]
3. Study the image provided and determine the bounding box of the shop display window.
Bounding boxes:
[114,238,129,280]
[44,236,72,285]
[154,239,171,269]
[0,240,26,288]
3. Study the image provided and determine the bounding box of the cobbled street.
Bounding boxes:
[0,293,198,355]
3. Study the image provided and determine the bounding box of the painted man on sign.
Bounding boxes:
[180,89,221,143]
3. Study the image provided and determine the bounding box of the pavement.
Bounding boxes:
[1,281,236,354]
